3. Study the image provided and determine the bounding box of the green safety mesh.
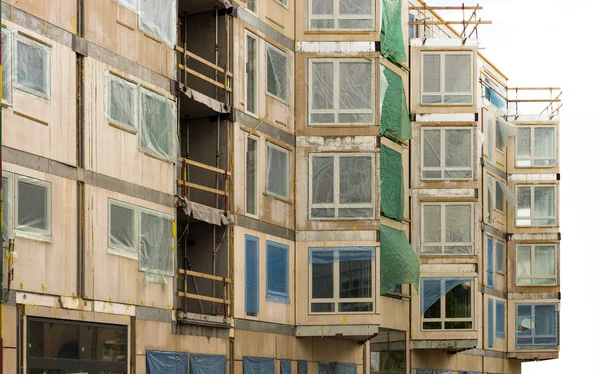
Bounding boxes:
[380,65,412,142]
[380,144,404,221]
[380,225,420,294]
[381,0,407,63]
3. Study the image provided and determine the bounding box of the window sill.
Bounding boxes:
[304,30,376,35]
[109,122,137,135]
[266,92,289,106]
[264,192,291,205]
[308,123,375,128]
[108,247,139,261]
[266,293,290,304]
[15,229,52,243]
[140,149,175,165]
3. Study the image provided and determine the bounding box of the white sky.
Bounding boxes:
[424,1,593,372]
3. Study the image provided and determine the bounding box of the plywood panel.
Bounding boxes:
[1,306,18,348]
[6,0,77,32]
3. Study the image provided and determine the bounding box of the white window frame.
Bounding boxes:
[309,153,376,220]
[14,33,51,100]
[307,0,375,31]
[516,244,557,286]
[420,51,473,105]
[14,174,52,241]
[2,172,13,240]
[266,142,290,200]
[516,303,558,348]
[308,247,376,315]
[107,199,138,260]
[421,127,474,180]
[139,207,174,276]
[516,184,557,227]
[420,202,474,255]
[421,278,474,331]
[245,133,259,218]
[265,43,288,104]
[516,126,557,167]
[244,32,258,117]
[138,87,176,162]
[495,239,505,275]
[2,28,13,106]
[308,58,376,126]
[246,0,257,15]
[105,72,139,133]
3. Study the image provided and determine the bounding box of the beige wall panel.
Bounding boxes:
[84,0,175,78]
[85,185,175,308]
[411,350,483,372]
[2,348,17,374]
[3,163,77,297]
[84,57,175,195]
[6,0,77,32]
[234,330,277,359]
[25,305,130,326]
[233,226,295,324]
[483,356,506,373]
[2,21,77,166]
[378,297,410,331]
[1,305,17,348]
[241,0,295,40]
[136,320,228,354]
[507,359,522,374]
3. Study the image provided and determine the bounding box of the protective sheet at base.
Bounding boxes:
[318,362,357,374]
[280,360,291,374]
[147,350,189,374]
[380,65,411,141]
[380,144,404,221]
[380,225,420,294]
[243,357,275,374]
[298,361,308,374]
[381,0,406,63]
[190,353,227,374]
[139,0,176,46]
[179,197,232,226]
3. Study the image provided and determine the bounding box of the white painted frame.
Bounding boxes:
[105,72,139,133]
[245,133,259,218]
[421,127,474,180]
[420,202,474,255]
[308,58,376,126]
[516,185,557,227]
[421,278,474,331]
[265,43,289,104]
[515,126,557,167]
[420,51,473,105]
[244,31,259,117]
[14,33,52,101]
[516,244,557,286]
[14,174,52,241]
[107,199,138,260]
[308,153,376,220]
[266,142,290,200]
[307,0,375,31]
[139,208,175,276]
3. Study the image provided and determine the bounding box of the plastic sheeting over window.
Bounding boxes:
[380,225,420,293]
[139,209,173,276]
[517,245,557,286]
[266,44,288,102]
[106,72,138,132]
[381,0,406,63]
[516,303,558,349]
[139,0,175,46]
[2,173,13,241]
[266,241,289,304]
[15,175,51,241]
[422,128,472,180]
[495,117,517,148]
[15,34,51,99]
[380,145,404,221]
[190,353,226,374]
[245,235,260,315]
[309,0,374,30]
[484,77,507,111]
[421,277,474,314]
[488,298,494,348]
[516,126,557,167]
[280,360,291,374]
[516,185,556,226]
[116,0,139,12]
[140,88,176,162]
[422,53,472,104]
[243,357,275,374]
[147,351,188,374]
[319,362,357,374]
[266,143,290,200]
[380,65,411,141]
[2,29,13,105]
[421,203,473,255]
[108,199,137,259]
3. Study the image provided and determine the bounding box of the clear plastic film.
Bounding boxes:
[116,0,139,12]
[496,117,517,148]
[280,360,291,374]
[310,0,373,30]
[496,180,517,209]
[266,242,289,303]
[2,29,13,105]
[108,200,137,259]
[190,354,226,374]
[422,204,472,254]
[380,225,420,293]
[14,175,51,242]
[266,144,289,199]
[380,144,404,221]
[421,277,474,314]
[266,45,288,102]
[476,130,485,161]
[139,88,177,162]
[15,34,51,99]
[105,72,138,132]
[484,77,507,111]
[243,357,275,374]
[318,363,357,374]
[146,351,189,374]
[380,65,411,141]
[139,0,176,46]
[2,173,12,242]
[139,208,173,276]
[380,0,406,63]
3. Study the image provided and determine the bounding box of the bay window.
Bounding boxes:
[421,52,473,104]
[421,278,473,330]
[308,0,375,30]
[517,245,557,286]
[422,127,473,180]
[421,202,473,255]
[516,185,557,226]
[516,303,558,349]
[516,126,557,167]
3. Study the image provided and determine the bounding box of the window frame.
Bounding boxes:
[266,240,290,303]
[107,199,138,260]
[420,202,474,255]
[246,0,257,15]
[307,0,376,31]
[516,244,558,286]
[14,33,52,100]
[516,303,558,349]
[245,234,260,316]
[516,184,557,227]
[244,31,258,117]
[265,43,289,104]
[265,142,291,200]
[308,246,376,315]
[309,153,376,220]
[421,127,474,180]
[496,300,505,339]
[486,235,506,288]
[420,51,473,105]
[14,174,52,241]
[105,72,139,133]
[515,126,557,168]
[307,58,376,126]
[138,87,176,162]
[245,133,259,218]
[2,172,13,240]
[2,28,13,106]
[138,207,174,276]
[421,278,474,331]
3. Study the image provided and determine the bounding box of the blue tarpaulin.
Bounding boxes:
[318,363,357,374]
[280,359,291,374]
[190,353,226,374]
[243,357,275,374]
[147,350,189,374]
[421,277,475,314]
[484,78,506,110]
[298,361,308,374]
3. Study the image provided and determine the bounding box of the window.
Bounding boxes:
[245,33,258,115]
[139,88,176,161]
[139,209,173,275]
[275,0,288,7]
[421,52,472,104]
[245,235,259,315]
[421,203,473,255]
[246,0,256,13]
[2,28,13,105]
[266,143,290,200]
[308,0,374,30]
[309,247,375,313]
[516,126,557,167]
[266,44,288,103]
[486,236,494,288]
[15,175,51,240]
[516,185,557,226]
[495,118,504,151]
[516,303,558,349]
[108,199,137,259]
[106,73,138,132]
[309,58,375,125]
[422,127,473,179]
[496,240,505,274]
[15,34,51,100]
[496,300,505,339]
[486,236,505,288]
[517,245,557,286]
[139,0,175,45]
[310,153,375,220]
[370,330,406,374]
[421,278,473,330]
[488,298,494,347]
[2,173,12,239]
[266,241,289,303]
[487,115,494,159]
[246,134,258,216]
[495,180,505,212]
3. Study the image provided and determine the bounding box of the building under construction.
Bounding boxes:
[0,0,561,373]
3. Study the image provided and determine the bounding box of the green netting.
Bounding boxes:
[380,144,404,221]
[380,65,412,142]
[381,0,406,63]
[380,225,420,294]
